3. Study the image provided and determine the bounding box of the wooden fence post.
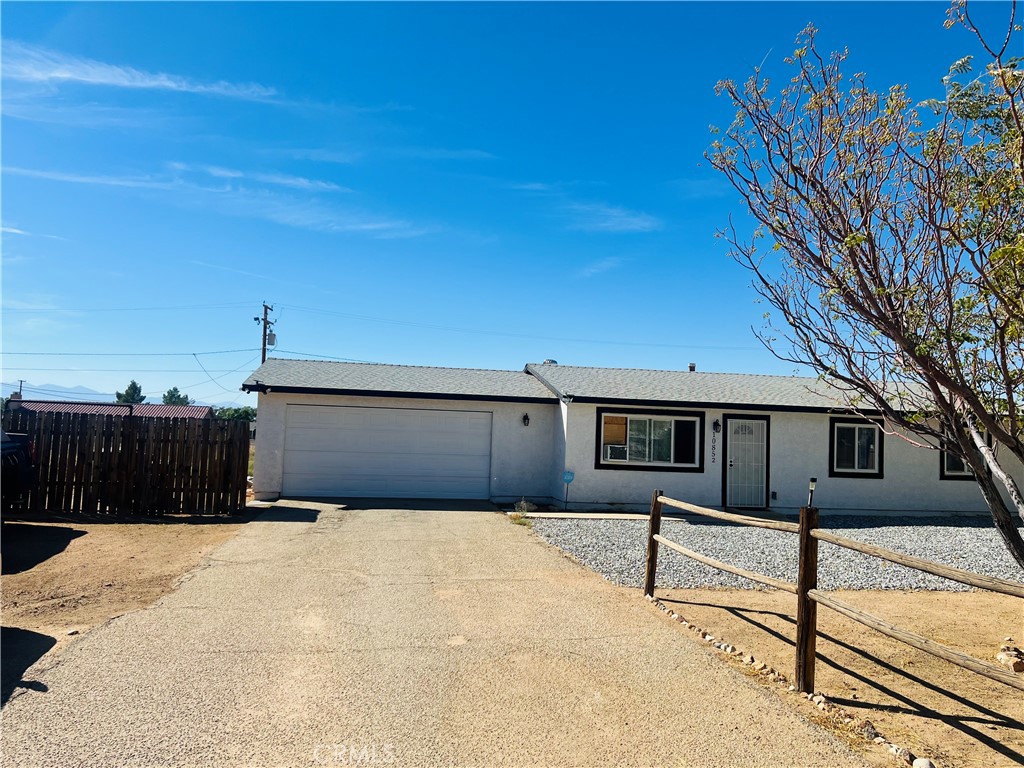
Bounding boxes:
[643,488,664,598]
[795,504,820,693]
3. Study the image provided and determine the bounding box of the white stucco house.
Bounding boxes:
[242,358,1020,515]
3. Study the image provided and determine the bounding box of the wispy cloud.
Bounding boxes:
[508,181,553,192]
[397,147,495,161]
[171,163,350,192]
[4,166,177,190]
[190,260,273,281]
[6,164,432,240]
[1,98,172,129]
[577,257,624,278]
[668,176,732,201]
[3,296,66,311]
[1,223,66,241]
[2,41,277,102]
[284,148,362,164]
[565,202,662,233]
[221,189,432,239]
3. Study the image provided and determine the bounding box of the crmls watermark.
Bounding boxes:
[312,743,395,765]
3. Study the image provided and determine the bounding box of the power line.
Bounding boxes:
[1,348,260,357]
[2,302,253,313]
[277,304,761,351]
[3,368,251,373]
[188,353,249,394]
[274,349,379,363]
[2,382,118,398]
[146,354,260,396]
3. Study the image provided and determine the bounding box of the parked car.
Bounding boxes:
[1,428,36,510]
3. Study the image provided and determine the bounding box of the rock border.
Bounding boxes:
[646,593,938,768]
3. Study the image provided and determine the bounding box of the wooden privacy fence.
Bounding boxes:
[643,489,1024,694]
[2,410,250,515]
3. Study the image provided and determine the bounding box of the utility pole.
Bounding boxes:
[254,303,276,363]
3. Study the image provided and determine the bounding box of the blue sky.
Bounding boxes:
[1,1,1012,406]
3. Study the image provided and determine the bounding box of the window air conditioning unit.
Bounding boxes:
[605,444,628,461]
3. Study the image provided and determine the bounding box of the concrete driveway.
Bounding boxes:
[1,501,867,767]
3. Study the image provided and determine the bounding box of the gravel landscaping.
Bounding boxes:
[532,515,1024,591]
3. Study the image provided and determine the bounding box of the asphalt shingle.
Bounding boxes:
[243,358,851,410]
[242,358,556,401]
[525,363,844,409]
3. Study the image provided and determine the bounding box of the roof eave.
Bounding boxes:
[243,384,557,404]
[569,395,874,414]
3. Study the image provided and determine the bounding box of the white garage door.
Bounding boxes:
[282,405,492,498]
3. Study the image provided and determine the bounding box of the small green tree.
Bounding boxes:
[162,387,194,406]
[115,380,146,404]
[213,406,257,421]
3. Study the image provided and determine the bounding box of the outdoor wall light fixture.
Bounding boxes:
[712,419,722,433]
[522,413,530,427]
[807,477,817,507]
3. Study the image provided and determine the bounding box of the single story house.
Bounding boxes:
[241,358,1022,514]
[14,399,215,419]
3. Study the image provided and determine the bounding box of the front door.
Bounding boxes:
[724,416,768,508]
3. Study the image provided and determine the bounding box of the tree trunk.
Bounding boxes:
[967,423,1024,571]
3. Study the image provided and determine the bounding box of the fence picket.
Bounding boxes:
[2,410,248,516]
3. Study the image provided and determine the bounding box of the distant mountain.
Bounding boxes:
[1,382,113,401]
[1,382,251,409]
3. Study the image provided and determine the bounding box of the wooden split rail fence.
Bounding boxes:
[2,410,250,516]
[643,489,1024,694]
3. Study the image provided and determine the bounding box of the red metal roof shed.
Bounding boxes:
[16,401,215,419]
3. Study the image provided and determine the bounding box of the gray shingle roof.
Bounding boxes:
[525,363,846,410]
[242,358,556,401]
[244,358,854,411]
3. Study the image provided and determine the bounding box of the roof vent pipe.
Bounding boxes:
[543,359,558,365]
[688,363,696,372]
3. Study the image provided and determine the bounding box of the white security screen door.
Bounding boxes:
[725,417,767,508]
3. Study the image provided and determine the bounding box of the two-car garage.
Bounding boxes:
[281,404,493,499]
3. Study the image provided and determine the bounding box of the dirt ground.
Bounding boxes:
[653,586,1024,768]
[1,513,250,705]
[3,511,1022,768]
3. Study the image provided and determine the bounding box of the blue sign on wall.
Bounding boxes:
[562,470,575,484]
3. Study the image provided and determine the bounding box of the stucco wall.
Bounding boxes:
[559,403,1023,514]
[253,392,557,502]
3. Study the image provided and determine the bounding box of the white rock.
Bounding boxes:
[996,652,1024,673]
[912,759,937,768]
